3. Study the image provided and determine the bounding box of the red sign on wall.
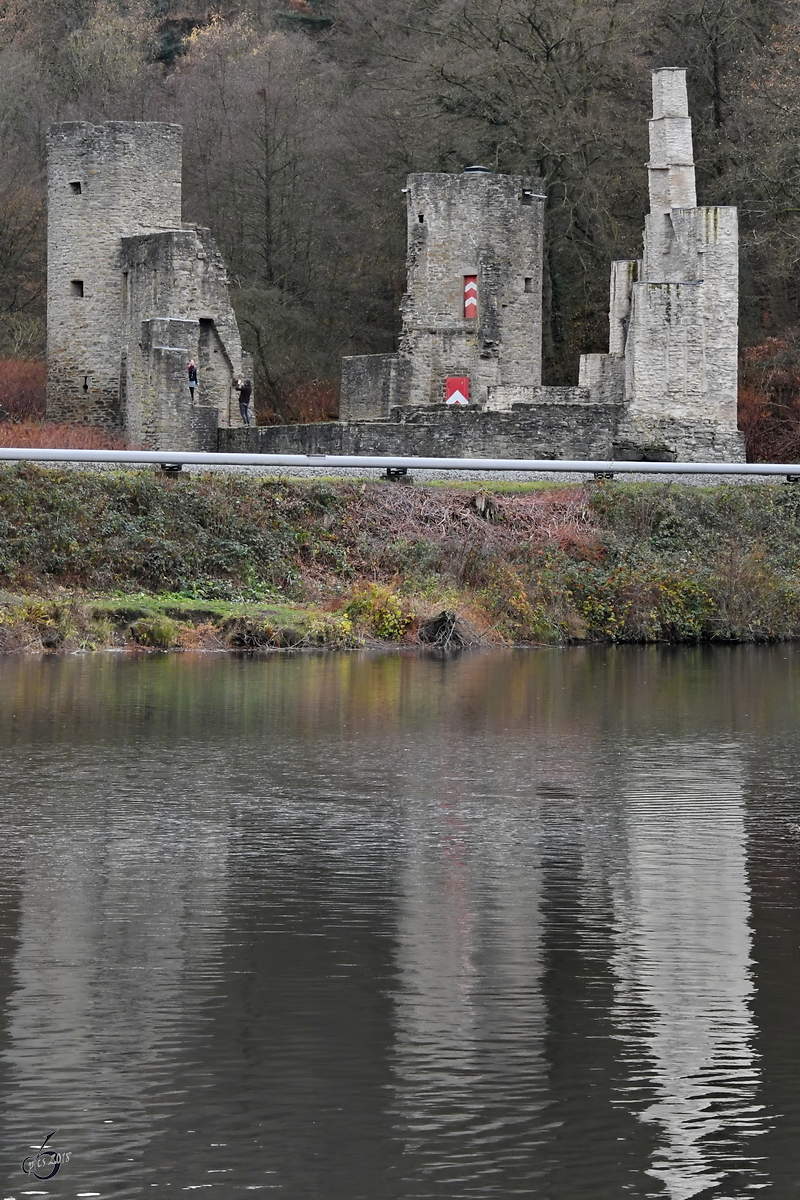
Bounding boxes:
[464,275,478,319]
[446,377,470,406]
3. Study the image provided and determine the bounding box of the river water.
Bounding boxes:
[1,647,799,1199]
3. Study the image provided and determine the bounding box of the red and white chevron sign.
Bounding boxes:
[446,376,470,405]
[464,275,478,318]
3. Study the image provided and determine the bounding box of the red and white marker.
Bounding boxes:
[446,376,470,406]
[464,275,478,318]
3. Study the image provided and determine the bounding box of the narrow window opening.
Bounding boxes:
[524,277,534,293]
[122,271,129,306]
[521,190,534,206]
[418,213,424,224]
[71,279,84,298]
[69,181,82,195]
[82,375,89,393]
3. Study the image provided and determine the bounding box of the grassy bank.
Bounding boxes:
[2,464,800,651]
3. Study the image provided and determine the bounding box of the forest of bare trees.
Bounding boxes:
[1,0,800,437]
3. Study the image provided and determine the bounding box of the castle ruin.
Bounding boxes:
[47,70,745,464]
[578,68,744,461]
[47,121,250,450]
[316,67,743,464]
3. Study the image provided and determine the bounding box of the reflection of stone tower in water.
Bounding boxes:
[46,121,249,450]
[47,122,183,427]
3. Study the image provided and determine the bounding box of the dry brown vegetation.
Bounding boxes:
[0,420,130,448]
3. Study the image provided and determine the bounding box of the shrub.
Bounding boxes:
[738,337,800,462]
[0,420,130,449]
[129,616,181,648]
[0,360,46,420]
[345,582,412,640]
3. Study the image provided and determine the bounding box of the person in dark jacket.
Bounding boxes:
[187,360,198,399]
[235,378,253,425]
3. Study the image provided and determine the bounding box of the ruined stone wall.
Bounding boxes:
[220,404,618,461]
[401,171,545,407]
[121,227,245,447]
[339,354,411,420]
[47,122,182,426]
[341,170,546,418]
[579,69,745,462]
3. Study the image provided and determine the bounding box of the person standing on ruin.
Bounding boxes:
[235,377,253,425]
[187,359,198,399]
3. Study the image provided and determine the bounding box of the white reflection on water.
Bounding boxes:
[609,743,769,1198]
[3,773,230,1178]
[389,776,548,1189]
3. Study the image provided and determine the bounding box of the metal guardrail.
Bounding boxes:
[0,446,798,477]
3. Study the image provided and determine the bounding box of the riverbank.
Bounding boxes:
[2,464,800,651]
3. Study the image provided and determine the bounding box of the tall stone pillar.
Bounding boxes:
[580,69,745,462]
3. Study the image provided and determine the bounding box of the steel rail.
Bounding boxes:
[0,446,797,476]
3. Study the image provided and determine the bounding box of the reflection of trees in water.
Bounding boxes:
[608,744,770,1199]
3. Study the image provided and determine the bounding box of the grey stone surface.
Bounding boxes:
[220,402,619,461]
[580,68,745,462]
[341,169,546,416]
[47,121,247,450]
[334,69,744,468]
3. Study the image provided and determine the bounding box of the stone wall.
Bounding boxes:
[47,122,182,427]
[121,226,246,447]
[220,404,618,461]
[579,69,745,462]
[339,354,411,420]
[401,172,545,407]
[341,169,546,418]
[47,120,249,451]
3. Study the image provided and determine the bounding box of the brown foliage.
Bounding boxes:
[0,359,46,419]
[256,376,339,424]
[0,420,129,449]
[738,337,800,462]
[332,483,602,583]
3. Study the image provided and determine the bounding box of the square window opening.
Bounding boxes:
[71,279,84,298]
[70,181,82,195]
[521,191,534,206]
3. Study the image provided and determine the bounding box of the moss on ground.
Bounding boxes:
[2,464,800,650]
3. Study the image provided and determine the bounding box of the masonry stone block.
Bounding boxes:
[47,121,247,450]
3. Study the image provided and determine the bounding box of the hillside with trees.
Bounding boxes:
[2,0,800,448]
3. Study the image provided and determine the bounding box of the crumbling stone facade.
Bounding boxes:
[340,168,546,416]
[47,121,250,450]
[314,67,743,465]
[48,72,744,465]
[579,68,745,461]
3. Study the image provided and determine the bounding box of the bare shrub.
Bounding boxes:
[0,359,46,419]
[738,337,800,462]
[0,420,129,449]
[258,376,339,425]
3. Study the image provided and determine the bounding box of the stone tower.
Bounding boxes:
[579,69,745,460]
[340,167,546,417]
[47,122,182,427]
[47,121,250,450]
